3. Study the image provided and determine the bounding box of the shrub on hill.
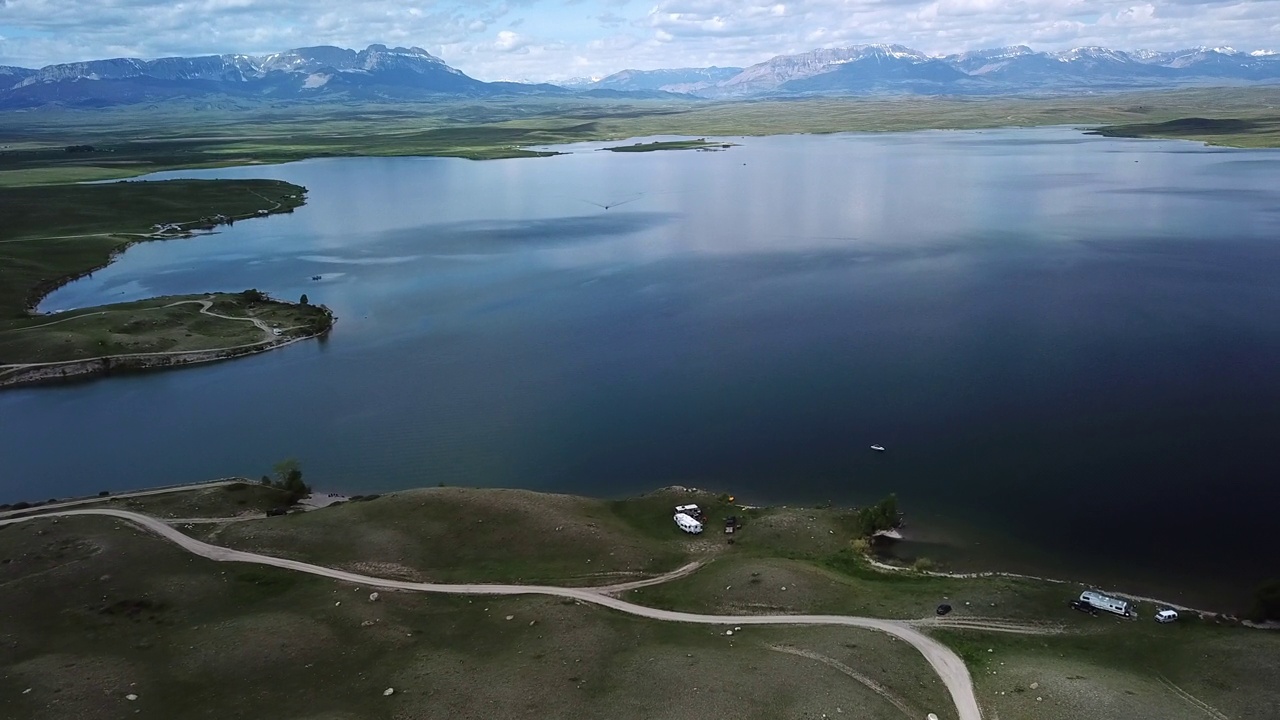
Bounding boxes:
[853,494,900,537]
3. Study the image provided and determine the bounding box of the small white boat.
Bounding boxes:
[870,445,886,452]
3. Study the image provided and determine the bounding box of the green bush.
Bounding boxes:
[853,494,899,537]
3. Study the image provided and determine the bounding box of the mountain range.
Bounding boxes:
[0,44,569,110]
[2,43,1278,110]
[612,44,1280,97]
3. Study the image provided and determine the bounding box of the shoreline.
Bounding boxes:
[7,478,1271,629]
[860,535,1276,630]
[0,303,335,390]
[0,327,331,389]
[1,181,333,390]
[20,186,306,316]
[863,554,1276,631]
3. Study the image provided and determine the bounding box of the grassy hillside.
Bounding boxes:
[0,179,305,315]
[11,484,1280,718]
[194,487,700,586]
[0,511,954,720]
[7,484,1280,719]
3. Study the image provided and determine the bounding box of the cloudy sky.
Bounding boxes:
[1,0,1278,80]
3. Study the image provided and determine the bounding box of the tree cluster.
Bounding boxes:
[853,494,900,538]
[259,458,312,504]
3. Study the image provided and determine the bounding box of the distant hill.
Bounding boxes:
[578,67,743,94]
[3,42,1279,110]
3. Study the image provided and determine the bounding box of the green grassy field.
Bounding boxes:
[0,513,956,720]
[934,622,1280,720]
[2,87,1279,188]
[2,483,1275,719]
[4,484,1279,719]
[192,487,697,585]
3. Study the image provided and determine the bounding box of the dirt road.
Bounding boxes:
[0,507,984,720]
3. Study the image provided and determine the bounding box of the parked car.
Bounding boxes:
[1155,609,1179,623]
[936,603,952,616]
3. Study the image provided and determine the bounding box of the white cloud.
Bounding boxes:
[0,0,1278,81]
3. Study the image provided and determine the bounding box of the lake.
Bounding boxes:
[3,128,1279,610]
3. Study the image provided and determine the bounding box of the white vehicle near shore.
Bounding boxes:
[674,504,704,534]
[1080,590,1132,617]
[1155,609,1179,623]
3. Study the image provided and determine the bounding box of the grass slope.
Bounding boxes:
[0,179,304,315]
[5,485,1279,718]
[84,481,294,519]
[0,513,954,720]
[197,487,697,586]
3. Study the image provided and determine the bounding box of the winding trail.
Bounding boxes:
[1,506,986,720]
[163,298,274,334]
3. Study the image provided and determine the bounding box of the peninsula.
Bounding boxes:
[0,179,334,389]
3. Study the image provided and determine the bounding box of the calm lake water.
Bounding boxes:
[4,128,1279,610]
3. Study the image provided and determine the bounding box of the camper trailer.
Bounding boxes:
[1080,590,1132,617]
[675,504,706,532]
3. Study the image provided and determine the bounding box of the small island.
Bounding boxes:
[602,138,735,153]
[0,179,335,389]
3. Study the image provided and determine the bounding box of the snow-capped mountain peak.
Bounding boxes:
[1054,47,1133,63]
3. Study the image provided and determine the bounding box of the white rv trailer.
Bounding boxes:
[673,511,703,534]
[1080,590,1131,617]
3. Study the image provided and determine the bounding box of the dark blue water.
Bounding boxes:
[4,129,1279,609]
